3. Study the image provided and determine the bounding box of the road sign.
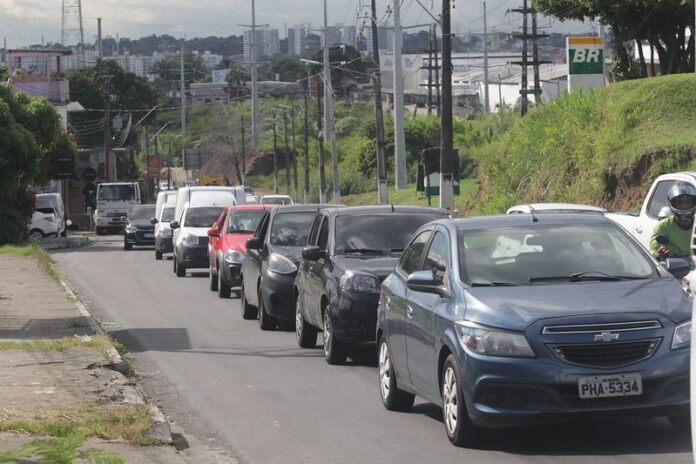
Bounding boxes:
[567,37,605,91]
[147,155,161,178]
[183,149,213,171]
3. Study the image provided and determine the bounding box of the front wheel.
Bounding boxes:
[378,336,415,411]
[240,280,257,320]
[124,241,132,250]
[209,263,218,291]
[218,268,231,298]
[29,229,44,239]
[442,355,483,447]
[258,289,277,331]
[323,311,347,365]
[175,257,186,277]
[155,250,163,260]
[296,296,317,348]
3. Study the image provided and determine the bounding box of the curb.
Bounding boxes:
[58,275,173,443]
[39,236,90,250]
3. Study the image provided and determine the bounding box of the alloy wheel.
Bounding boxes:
[295,298,303,342]
[323,312,332,358]
[443,366,458,435]
[378,341,391,400]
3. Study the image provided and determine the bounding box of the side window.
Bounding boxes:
[646,180,677,219]
[216,211,228,234]
[308,215,324,246]
[423,231,451,280]
[399,231,431,275]
[317,217,330,250]
[255,212,270,239]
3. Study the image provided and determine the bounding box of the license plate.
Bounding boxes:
[144,233,154,238]
[578,373,642,399]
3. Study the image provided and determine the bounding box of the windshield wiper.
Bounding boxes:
[344,248,384,255]
[529,272,645,283]
[470,281,520,287]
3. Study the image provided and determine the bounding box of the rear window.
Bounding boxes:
[98,185,135,201]
[270,212,316,246]
[35,207,57,215]
[227,209,267,234]
[184,207,224,228]
[335,213,445,255]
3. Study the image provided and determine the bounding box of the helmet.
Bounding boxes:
[667,183,696,220]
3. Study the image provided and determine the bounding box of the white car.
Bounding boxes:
[260,194,294,206]
[245,194,259,204]
[506,203,606,215]
[28,210,59,238]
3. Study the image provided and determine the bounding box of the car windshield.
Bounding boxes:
[129,206,155,219]
[227,209,266,234]
[335,213,444,255]
[97,185,135,201]
[184,207,223,228]
[269,212,316,246]
[262,197,291,205]
[161,207,175,222]
[459,223,658,285]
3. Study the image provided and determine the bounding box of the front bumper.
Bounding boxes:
[331,290,379,344]
[175,243,209,268]
[260,268,297,319]
[96,215,127,228]
[457,344,690,428]
[125,230,155,246]
[221,262,243,288]
[156,235,173,253]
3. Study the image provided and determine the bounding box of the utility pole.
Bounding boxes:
[101,75,114,181]
[323,0,340,204]
[440,0,454,212]
[511,1,548,115]
[427,27,434,115]
[271,118,279,194]
[531,10,542,105]
[281,105,299,201]
[251,0,260,146]
[371,0,389,204]
[316,77,327,203]
[434,29,441,116]
[303,81,310,203]
[498,73,504,131]
[97,17,102,59]
[520,1,529,115]
[168,138,172,189]
[240,115,246,185]
[483,2,490,113]
[392,0,407,190]
[283,112,290,195]
[180,39,186,166]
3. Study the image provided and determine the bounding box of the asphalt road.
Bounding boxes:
[54,236,693,464]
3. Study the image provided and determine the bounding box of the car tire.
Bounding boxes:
[378,335,415,411]
[155,250,163,260]
[124,241,132,250]
[668,415,691,431]
[218,268,231,298]
[296,296,317,348]
[175,257,186,277]
[442,354,483,447]
[209,264,218,291]
[29,229,45,239]
[323,310,347,365]
[232,290,241,298]
[258,288,277,331]
[240,280,258,320]
[96,227,105,236]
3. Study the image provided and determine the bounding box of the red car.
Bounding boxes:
[208,204,275,298]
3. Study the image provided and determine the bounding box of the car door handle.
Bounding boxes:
[406,305,414,319]
[636,226,642,234]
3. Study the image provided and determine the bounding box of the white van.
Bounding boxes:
[171,201,227,277]
[173,186,245,225]
[35,193,66,237]
[155,190,178,223]
[154,193,178,260]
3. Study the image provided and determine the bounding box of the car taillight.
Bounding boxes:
[42,217,54,222]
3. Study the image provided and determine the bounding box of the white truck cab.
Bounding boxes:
[94,182,141,235]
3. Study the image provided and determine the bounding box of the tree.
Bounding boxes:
[271,55,306,82]
[533,0,694,75]
[152,53,208,86]
[310,44,368,97]
[0,84,76,244]
[225,63,251,97]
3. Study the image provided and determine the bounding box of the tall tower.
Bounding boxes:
[61,0,84,62]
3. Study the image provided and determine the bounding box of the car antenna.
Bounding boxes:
[528,204,538,223]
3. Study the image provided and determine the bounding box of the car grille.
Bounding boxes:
[542,320,662,334]
[106,212,126,218]
[199,236,209,246]
[548,339,661,368]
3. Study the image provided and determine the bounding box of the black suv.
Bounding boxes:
[123,204,156,250]
[241,204,337,331]
[294,205,449,364]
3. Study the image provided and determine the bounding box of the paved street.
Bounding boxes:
[53,236,693,464]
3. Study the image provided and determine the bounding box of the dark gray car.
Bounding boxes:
[377,213,691,447]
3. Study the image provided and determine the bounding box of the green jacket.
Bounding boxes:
[649,216,692,257]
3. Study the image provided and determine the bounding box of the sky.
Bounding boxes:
[0,0,595,49]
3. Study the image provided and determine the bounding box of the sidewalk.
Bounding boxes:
[0,250,187,463]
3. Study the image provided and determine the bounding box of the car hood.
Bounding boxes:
[270,245,304,262]
[223,233,253,252]
[333,256,400,278]
[463,278,692,331]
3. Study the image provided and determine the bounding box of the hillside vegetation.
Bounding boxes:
[467,74,696,215]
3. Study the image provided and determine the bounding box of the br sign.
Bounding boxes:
[567,37,605,91]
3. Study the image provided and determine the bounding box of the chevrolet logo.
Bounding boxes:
[594,332,620,342]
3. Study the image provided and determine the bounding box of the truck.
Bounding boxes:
[94,182,141,235]
[196,175,229,186]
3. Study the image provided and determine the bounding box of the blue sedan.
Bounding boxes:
[377,213,692,447]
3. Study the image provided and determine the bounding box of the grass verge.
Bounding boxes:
[0,335,112,352]
[0,243,60,284]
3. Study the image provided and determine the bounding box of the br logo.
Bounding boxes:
[572,49,601,63]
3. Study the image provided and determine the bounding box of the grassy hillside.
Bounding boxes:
[467,74,696,215]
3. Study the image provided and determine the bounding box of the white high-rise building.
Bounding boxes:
[341,25,357,48]
[244,28,280,62]
[198,51,223,69]
[365,26,393,53]
[287,26,307,56]
[321,26,341,48]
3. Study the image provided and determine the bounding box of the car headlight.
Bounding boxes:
[456,321,534,358]
[268,252,297,274]
[160,227,172,237]
[224,249,246,264]
[184,234,199,245]
[339,270,381,294]
[672,320,691,350]
[125,225,137,233]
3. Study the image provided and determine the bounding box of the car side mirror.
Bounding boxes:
[150,217,158,224]
[170,221,180,229]
[302,246,327,261]
[407,270,449,297]
[207,227,219,238]
[665,257,691,280]
[66,219,73,227]
[246,236,263,250]
[656,235,670,246]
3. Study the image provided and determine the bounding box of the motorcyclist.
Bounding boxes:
[649,183,696,260]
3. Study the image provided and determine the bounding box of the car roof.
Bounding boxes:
[262,194,292,198]
[322,204,448,217]
[270,204,338,214]
[448,213,615,231]
[224,204,275,212]
[506,203,606,214]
